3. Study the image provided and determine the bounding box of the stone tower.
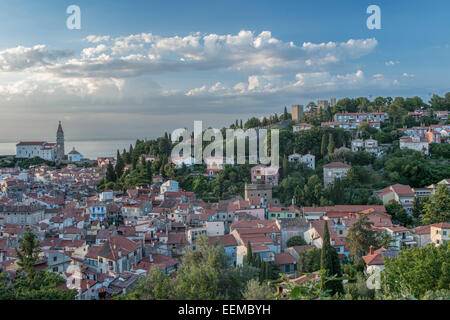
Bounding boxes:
[56,121,65,163]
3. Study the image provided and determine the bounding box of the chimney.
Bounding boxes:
[369,245,374,255]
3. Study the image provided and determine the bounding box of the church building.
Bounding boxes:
[16,122,66,162]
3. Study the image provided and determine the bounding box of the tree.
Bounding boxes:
[123,267,173,300]
[115,150,125,179]
[321,134,327,157]
[286,235,307,247]
[106,162,116,182]
[0,231,77,300]
[320,221,344,295]
[243,241,254,266]
[422,184,450,224]
[385,200,413,227]
[388,97,407,124]
[163,163,175,179]
[146,160,153,183]
[327,133,335,155]
[127,144,133,163]
[345,215,381,261]
[15,231,40,278]
[297,248,322,273]
[381,243,450,299]
[242,279,274,300]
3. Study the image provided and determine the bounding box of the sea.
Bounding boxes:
[0,139,137,160]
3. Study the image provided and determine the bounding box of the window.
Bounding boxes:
[53,256,57,262]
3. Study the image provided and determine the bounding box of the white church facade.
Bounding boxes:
[16,121,67,162]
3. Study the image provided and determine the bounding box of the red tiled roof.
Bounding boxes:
[208,234,238,247]
[274,252,296,265]
[323,162,351,168]
[431,222,450,229]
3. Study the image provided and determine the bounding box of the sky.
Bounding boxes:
[0,0,449,142]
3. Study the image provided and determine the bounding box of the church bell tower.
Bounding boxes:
[56,121,65,163]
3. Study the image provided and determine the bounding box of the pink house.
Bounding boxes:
[251,165,279,186]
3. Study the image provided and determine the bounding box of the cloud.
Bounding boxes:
[0,31,377,79]
[0,45,73,72]
[84,35,111,43]
[0,30,384,124]
[385,60,399,66]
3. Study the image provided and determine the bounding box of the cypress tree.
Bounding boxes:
[106,162,116,182]
[245,241,253,266]
[282,154,289,178]
[146,160,153,184]
[327,133,335,155]
[264,261,270,280]
[320,221,344,295]
[321,134,327,157]
[127,145,133,164]
[115,150,124,179]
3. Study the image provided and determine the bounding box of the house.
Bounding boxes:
[323,162,351,187]
[84,235,143,275]
[351,139,381,156]
[0,205,45,226]
[121,202,153,224]
[399,136,429,155]
[266,205,301,220]
[136,253,179,274]
[293,123,312,133]
[208,234,238,266]
[231,220,281,265]
[287,153,315,170]
[68,148,84,162]
[430,223,450,246]
[276,218,310,249]
[205,221,225,237]
[409,225,431,247]
[160,180,179,194]
[87,203,108,223]
[41,249,72,273]
[303,220,348,259]
[274,252,297,275]
[382,226,416,250]
[106,271,144,297]
[362,246,398,284]
[99,191,114,202]
[251,165,279,186]
[285,245,316,260]
[156,232,188,257]
[334,112,389,123]
[377,184,415,213]
[169,156,195,168]
[244,183,278,205]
